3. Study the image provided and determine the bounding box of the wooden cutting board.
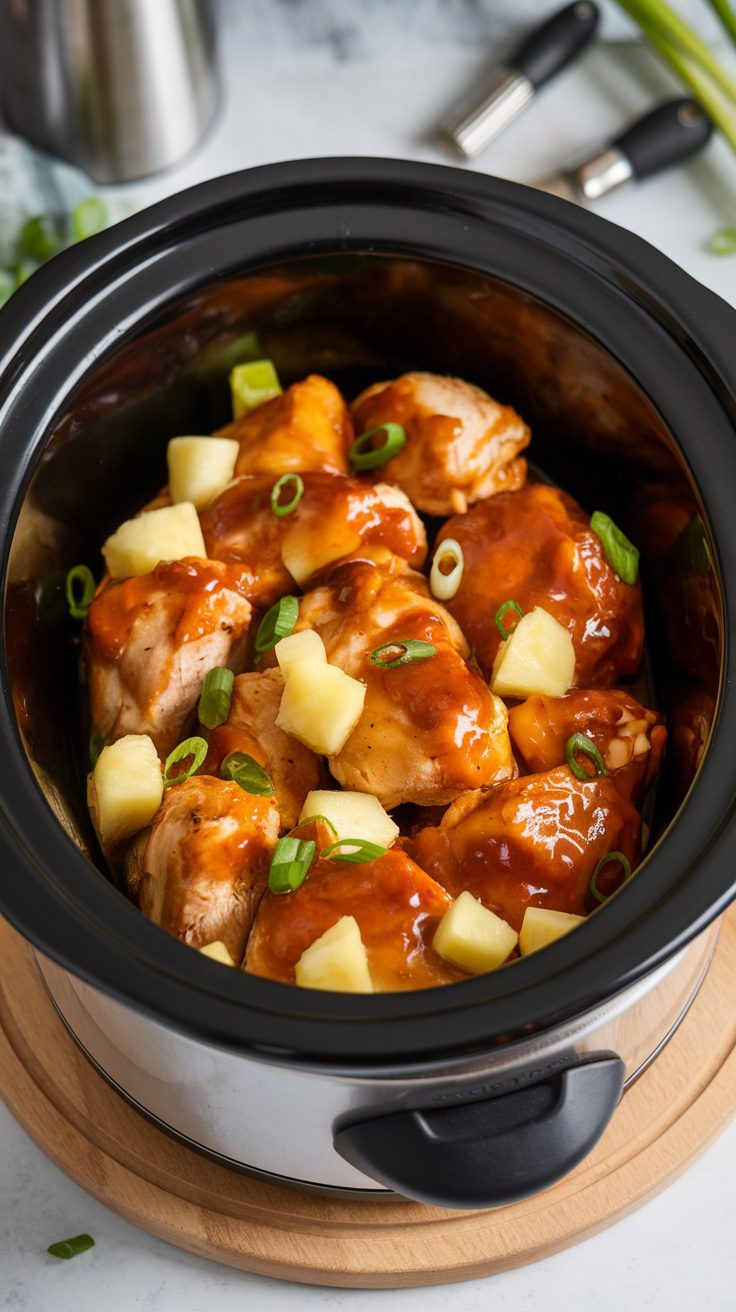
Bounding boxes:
[1,911,735,1288]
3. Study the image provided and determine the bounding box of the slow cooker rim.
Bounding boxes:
[1,156,735,1067]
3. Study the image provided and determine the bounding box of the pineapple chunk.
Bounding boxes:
[433,891,518,975]
[276,658,366,755]
[281,525,359,588]
[519,906,585,956]
[92,734,163,847]
[295,916,374,993]
[103,502,206,580]
[299,790,399,848]
[274,629,326,675]
[198,940,236,967]
[491,606,575,699]
[167,436,239,509]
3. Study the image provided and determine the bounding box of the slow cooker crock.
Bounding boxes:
[0,159,734,1207]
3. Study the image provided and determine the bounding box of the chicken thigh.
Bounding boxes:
[437,483,644,686]
[350,371,529,515]
[413,766,641,930]
[84,558,253,756]
[218,373,351,477]
[294,560,516,807]
[126,774,279,963]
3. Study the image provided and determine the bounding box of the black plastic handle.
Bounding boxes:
[335,1055,624,1209]
[614,98,713,180]
[513,1,600,89]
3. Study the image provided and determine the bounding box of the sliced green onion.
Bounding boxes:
[430,538,464,601]
[289,813,338,839]
[221,751,274,797]
[495,599,524,641]
[370,639,436,668]
[198,666,234,729]
[709,228,736,255]
[348,422,406,471]
[321,838,387,864]
[229,359,282,419]
[590,851,633,905]
[47,1233,95,1260]
[19,213,63,262]
[163,735,208,786]
[89,730,106,768]
[566,732,608,781]
[71,197,108,242]
[65,564,95,620]
[268,836,316,893]
[255,595,299,653]
[270,473,304,517]
[590,510,639,585]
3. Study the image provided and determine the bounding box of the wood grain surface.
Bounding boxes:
[1,912,735,1288]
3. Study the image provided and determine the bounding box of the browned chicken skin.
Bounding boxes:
[245,847,465,989]
[203,669,326,830]
[84,558,253,756]
[218,374,352,477]
[438,483,645,686]
[412,766,641,930]
[294,560,516,808]
[350,372,530,515]
[200,472,426,608]
[126,775,279,963]
[508,689,667,806]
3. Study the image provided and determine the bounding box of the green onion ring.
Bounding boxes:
[348,422,406,471]
[370,639,436,668]
[590,851,633,905]
[270,473,304,517]
[198,666,234,729]
[47,1234,95,1260]
[321,838,387,864]
[495,599,524,641]
[590,510,639,585]
[221,751,275,797]
[709,228,736,256]
[255,595,299,653]
[65,564,96,620]
[289,814,338,839]
[163,736,208,786]
[566,732,608,781]
[268,836,316,893]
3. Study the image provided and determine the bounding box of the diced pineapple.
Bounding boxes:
[198,940,236,966]
[92,734,163,847]
[102,502,206,580]
[519,906,585,956]
[274,629,326,675]
[433,891,518,975]
[277,658,366,755]
[491,606,575,699]
[167,436,239,509]
[295,916,374,993]
[299,790,399,848]
[229,359,282,419]
[281,525,360,588]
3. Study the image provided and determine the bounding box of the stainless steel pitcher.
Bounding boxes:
[0,0,218,184]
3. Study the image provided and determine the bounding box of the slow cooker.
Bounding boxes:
[0,158,734,1209]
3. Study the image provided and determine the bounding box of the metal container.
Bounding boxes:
[0,160,734,1207]
[0,0,218,183]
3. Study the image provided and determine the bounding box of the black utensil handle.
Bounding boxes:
[335,1055,624,1209]
[513,1,600,90]
[615,99,712,179]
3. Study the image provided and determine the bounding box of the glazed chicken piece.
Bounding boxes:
[125,774,279,964]
[350,371,530,515]
[508,689,667,806]
[217,374,351,478]
[84,558,253,757]
[437,483,644,686]
[203,668,326,830]
[294,560,516,808]
[245,847,466,989]
[200,471,426,607]
[412,766,641,930]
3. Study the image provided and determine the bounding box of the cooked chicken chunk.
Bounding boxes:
[203,668,325,830]
[245,847,465,989]
[125,775,279,963]
[350,371,530,515]
[413,767,641,930]
[438,484,644,686]
[84,558,253,756]
[217,374,351,477]
[294,560,516,807]
[508,689,666,806]
[200,472,426,607]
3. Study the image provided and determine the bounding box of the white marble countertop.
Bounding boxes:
[2,7,736,1310]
